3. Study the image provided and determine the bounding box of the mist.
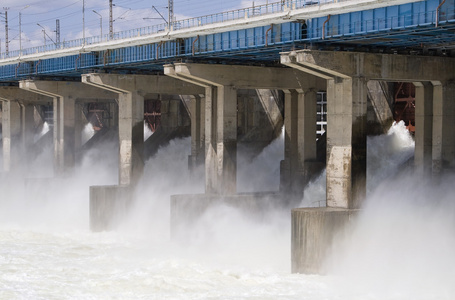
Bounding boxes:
[323,122,455,299]
[1,120,455,298]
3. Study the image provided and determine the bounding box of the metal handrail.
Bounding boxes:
[0,0,343,60]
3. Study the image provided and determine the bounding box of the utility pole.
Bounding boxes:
[109,0,113,39]
[2,8,9,56]
[168,0,174,29]
[56,19,60,45]
[82,0,85,45]
[19,6,30,56]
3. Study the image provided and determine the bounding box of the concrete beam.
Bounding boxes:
[281,50,455,82]
[165,63,326,90]
[0,86,51,104]
[20,80,117,100]
[82,73,205,96]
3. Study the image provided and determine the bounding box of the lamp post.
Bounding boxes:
[19,5,30,57]
[93,10,102,38]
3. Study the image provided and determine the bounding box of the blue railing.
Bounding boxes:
[0,0,346,60]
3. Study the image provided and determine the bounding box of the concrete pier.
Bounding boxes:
[165,63,325,197]
[291,208,359,274]
[0,86,50,173]
[82,73,204,231]
[164,63,326,237]
[282,50,455,274]
[20,80,116,176]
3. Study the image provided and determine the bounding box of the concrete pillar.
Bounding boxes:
[53,96,76,175]
[217,85,237,194]
[326,77,367,209]
[20,103,35,148]
[204,85,237,195]
[19,103,36,167]
[2,101,21,172]
[188,94,205,170]
[432,80,455,175]
[118,91,144,186]
[281,89,317,199]
[414,82,433,176]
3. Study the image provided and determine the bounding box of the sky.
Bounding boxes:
[0,0,268,53]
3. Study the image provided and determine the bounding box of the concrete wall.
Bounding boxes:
[291,208,359,274]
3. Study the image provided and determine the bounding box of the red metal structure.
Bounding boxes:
[144,99,161,132]
[394,82,415,133]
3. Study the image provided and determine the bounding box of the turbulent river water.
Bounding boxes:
[1,122,455,299]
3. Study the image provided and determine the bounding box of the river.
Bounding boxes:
[0,122,454,299]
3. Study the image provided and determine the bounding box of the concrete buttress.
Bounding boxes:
[81,73,204,230]
[281,49,455,274]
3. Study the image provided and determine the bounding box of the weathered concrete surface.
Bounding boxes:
[281,50,455,82]
[414,82,433,176]
[1,100,21,172]
[431,81,455,176]
[90,185,132,232]
[281,89,318,201]
[291,208,359,274]
[367,81,394,135]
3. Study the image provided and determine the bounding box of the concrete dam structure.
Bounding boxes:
[1,0,455,277]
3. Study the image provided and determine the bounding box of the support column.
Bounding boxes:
[432,81,455,176]
[281,89,317,200]
[2,101,21,172]
[189,94,205,171]
[53,96,76,176]
[20,103,36,168]
[204,85,237,194]
[118,91,144,186]
[205,86,218,193]
[326,77,367,209]
[216,85,237,195]
[414,82,433,176]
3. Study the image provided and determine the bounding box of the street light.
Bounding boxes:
[92,10,102,38]
[19,5,30,56]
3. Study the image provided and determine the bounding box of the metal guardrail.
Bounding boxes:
[0,0,341,60]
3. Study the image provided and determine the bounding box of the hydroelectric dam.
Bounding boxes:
[1,0,455,286]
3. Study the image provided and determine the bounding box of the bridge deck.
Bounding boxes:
[0,0,454,82]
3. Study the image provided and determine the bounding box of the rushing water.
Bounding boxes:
[1,122,455,299]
